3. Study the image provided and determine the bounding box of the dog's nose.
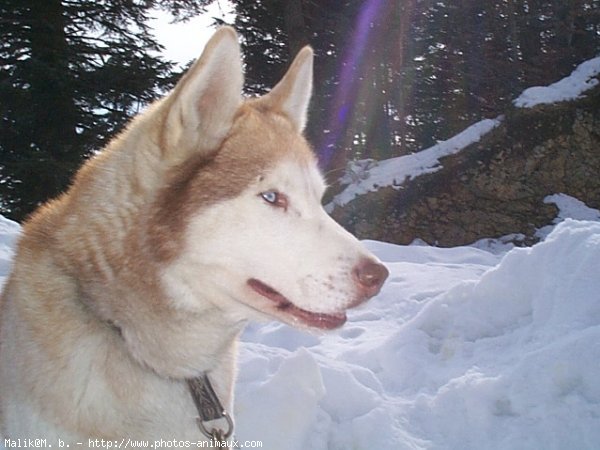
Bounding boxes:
[353,258,389,298]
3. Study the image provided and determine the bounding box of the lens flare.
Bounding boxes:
[319,0,387,169]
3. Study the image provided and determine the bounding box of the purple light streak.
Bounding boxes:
[319,0,386,169]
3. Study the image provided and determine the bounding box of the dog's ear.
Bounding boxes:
[259,46,313,132]
[161,27,243,164]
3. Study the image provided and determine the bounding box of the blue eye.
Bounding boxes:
[260,191,288,210]
[261,191,278,204]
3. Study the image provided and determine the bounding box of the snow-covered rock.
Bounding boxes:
[514,56,600,108]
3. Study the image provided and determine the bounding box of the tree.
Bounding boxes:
[0,0,212,221]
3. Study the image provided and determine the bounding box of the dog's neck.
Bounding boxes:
[101,316,235,440]
[118,298,245,379]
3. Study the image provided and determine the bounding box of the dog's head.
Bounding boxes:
[153,28,388,331]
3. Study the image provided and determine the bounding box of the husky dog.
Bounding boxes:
[0,27,388,445]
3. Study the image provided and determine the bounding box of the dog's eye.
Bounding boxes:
[261,191,278,203]
[260,191,288,210]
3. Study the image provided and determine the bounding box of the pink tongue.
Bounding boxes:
[293,308,347,329]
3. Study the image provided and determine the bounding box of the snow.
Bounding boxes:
[327,117,502,209]
[0,215,19,288]
[544,193,600,222]
[536,193,600,240]
[1,208,599,449]
[514,56,600,108]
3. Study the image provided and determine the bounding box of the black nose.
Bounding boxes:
[353,258,389,297]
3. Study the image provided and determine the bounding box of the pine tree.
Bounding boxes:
[0,0,211,221]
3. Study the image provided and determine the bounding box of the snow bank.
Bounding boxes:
[1,217,599,449]
[397,220,600,449]
[514,56,600,108]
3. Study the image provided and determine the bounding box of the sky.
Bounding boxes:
[149,1,235,68]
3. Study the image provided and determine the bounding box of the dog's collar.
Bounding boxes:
[187,373,234,443]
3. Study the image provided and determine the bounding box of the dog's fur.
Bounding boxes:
[0,27,387,445]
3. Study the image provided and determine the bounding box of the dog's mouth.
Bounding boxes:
[247,278,346,330]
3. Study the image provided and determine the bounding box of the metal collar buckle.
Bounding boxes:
[187,374,234,443]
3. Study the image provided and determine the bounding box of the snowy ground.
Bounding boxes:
[1,198,599,449]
